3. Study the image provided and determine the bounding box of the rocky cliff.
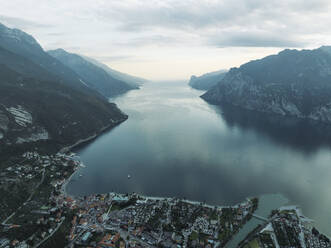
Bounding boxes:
[189,69,227,90]
[0,23,128,155]
[202,47,331,124]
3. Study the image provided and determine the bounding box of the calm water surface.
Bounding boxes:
[67,81,331,234]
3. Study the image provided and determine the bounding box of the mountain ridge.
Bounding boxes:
[0,23,94,94]
[48,48,137,97]
[0,23,128,154]
[202,46,331,124]
[189,69,227,90]
[82,55,147,88]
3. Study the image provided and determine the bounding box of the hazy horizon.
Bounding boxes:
[1,0,331,80]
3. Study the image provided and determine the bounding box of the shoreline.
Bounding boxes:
[59,117,128,197]
[54,116,327,241]
[202,98,331,127]
[59,117,127,153]
[61,166,78,197]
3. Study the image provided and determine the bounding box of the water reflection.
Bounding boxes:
[67,81,331,235]
[213,103,331,153]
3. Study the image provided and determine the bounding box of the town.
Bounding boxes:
[62,192,257,247]
[0,150,257,247]
[239,207,331,248]
[0,150,330,248]
[0,151,78,247]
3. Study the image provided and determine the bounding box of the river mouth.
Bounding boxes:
[67,81,331,235]
[225,193,289,248]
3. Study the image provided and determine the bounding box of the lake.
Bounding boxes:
[67,81,331,235]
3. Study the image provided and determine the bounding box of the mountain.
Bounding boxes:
[0,23,127,154]
[202,47,331,124]
[320,45,331,56]
[83,56,147,88]
[0,23,93,94]
[48,49,138,97]
[189,69,227,90]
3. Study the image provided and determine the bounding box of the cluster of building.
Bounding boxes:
[241,206,331,248]
[0,148,259,248]
[2,150,330,248]
[0,152,44,184]
[0,152,77,186]
[0,151,80,248]
[63,192,257,247]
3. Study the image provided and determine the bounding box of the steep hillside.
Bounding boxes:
[202,47,331,124]
[0,23,91,93]
[0,62,127,153]
[0,23,128,155]
[189,69,227,90]
[83,56,147,88]
[48,49,138,97]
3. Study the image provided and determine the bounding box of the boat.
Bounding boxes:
[127,174,131,179]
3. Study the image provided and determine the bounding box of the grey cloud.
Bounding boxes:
[114,35,179,47]
[93,55,134,62]
[96,0,331,48]
[0,15,52,30]
[46,32,67,36]
[1,0,331,52]
[100,0,329,30]
[101,2,240,32]
[210,31,307,48]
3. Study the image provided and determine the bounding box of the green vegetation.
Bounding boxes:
[244,238,260,248]
[251,198,258,211]
[110,204,122,212]
[189,231,199,241]
[210,209,218,220]
[39,214,73,248]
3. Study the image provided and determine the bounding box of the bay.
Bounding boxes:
[67,81,331,235]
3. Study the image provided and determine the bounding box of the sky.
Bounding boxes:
[1,0,331,80]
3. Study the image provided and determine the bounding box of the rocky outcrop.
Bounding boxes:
[189,69,227,90]
[202,47,331,124]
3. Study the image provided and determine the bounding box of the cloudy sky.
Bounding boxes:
[1,0,331,80]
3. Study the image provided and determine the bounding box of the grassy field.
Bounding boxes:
[244,238,260,248]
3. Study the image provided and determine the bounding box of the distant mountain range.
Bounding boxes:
[83,56,147,88]
[202,46,331,125]
[189,69,227,90]
[0,22,141,153]
[48,49,138,97]
[0,23,90,94]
